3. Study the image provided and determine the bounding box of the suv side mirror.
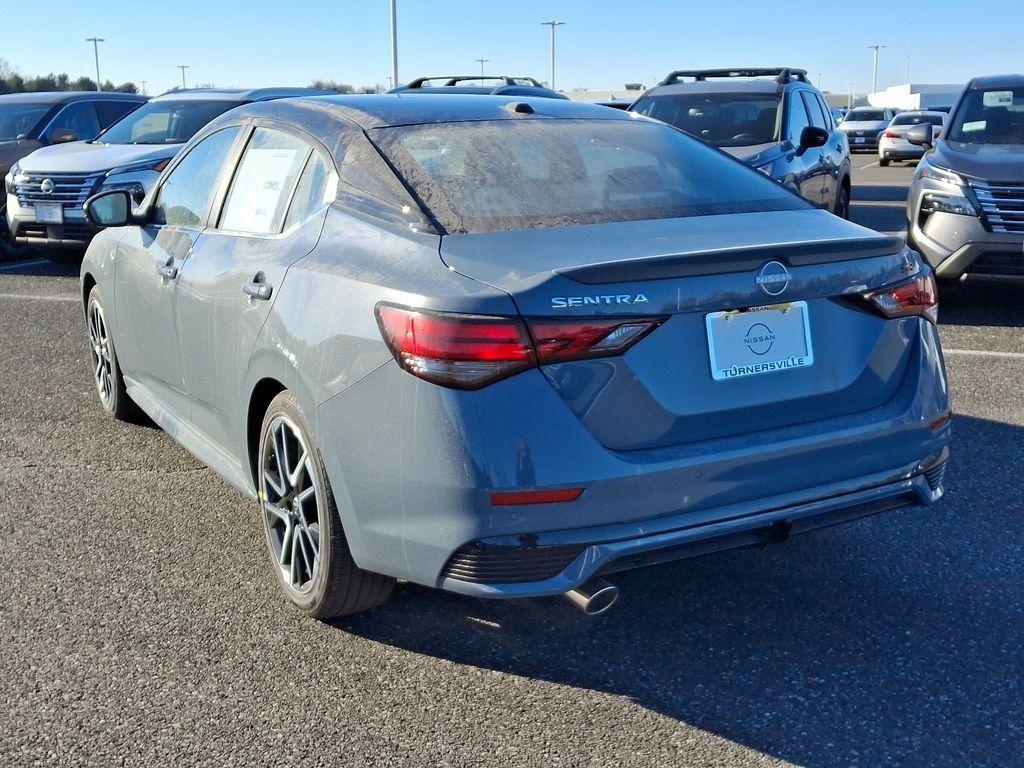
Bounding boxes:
[84,190,133,227]
[49,129,79,144]
[798,125,829,154]
[906,123,932,149]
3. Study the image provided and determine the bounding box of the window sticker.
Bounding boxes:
[982,90,1013,107]
[961,120,987,133]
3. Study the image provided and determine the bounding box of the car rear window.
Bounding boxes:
[370,118,808,234]
[848,109,886,121]
[892,114,944,126]
[631,92,781,147]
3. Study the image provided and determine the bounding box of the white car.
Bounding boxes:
[878,111,946,166]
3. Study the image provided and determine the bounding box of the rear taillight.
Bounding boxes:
[376,304,663,389]
[864,273,939,323]
[884,129,901,138]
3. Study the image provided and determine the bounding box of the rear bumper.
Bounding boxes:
[440,450,947,598]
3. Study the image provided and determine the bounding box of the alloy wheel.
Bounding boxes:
[87,299,114,407]
[260,415,323,595]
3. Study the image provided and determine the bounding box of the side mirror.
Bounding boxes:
[49,129,79,145]
[84,190,133,227]
[905,123,932,148]
[797,125,829,154]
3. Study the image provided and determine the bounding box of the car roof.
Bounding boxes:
[0,90,146,105]
[645,79,785,96]
[968,74,1023,90]
[229,93,632,130]
[150,87,336,103]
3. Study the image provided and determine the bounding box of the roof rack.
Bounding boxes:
[658,68,809,87]
[405,75,544,89]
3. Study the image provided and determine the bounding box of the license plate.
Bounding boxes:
[34,202,63,224]
[706,301,814,381]
[854,137,866,144]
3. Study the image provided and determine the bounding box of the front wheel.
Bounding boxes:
[833,183,851,219]
[86,286,141,421]
[258,391,394,618]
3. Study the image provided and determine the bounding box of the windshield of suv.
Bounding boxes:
[630,92,781,147]
[0,104,51,141]
[97,99,241,145]
[847,108,887,122]
[892,114,944,127]
[948,87,1024,145]
[371,118,808,234]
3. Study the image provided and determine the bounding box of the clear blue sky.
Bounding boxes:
[4,1,1021,96]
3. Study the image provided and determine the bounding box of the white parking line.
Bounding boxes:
[0,292,78,303]
[944,348,1024,360]
[859,160,880,169]
[0,259,50,273]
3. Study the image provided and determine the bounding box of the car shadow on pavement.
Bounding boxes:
[939,280,1024,328]
[851,184,911,203]
[0,255,81,277]
[336,413,1023,767]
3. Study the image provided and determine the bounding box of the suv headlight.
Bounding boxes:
[920,191,978,217]
[100,158,170,202]
[5,162,20,195]
[915,160,966,189]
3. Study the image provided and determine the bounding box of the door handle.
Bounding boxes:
[243,281,273,301]
[157,264,178,280]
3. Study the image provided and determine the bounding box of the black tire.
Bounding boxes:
[86,286,142,422]
[833,182,851,219]
[879,158,890,167]
[258,391,394,618]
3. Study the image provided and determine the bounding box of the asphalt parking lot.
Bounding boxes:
[1,160,1022,767]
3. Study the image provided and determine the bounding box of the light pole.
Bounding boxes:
[475,58,490,84]
[139,80,147,95]
[541,20,564,91]
[85,37,105,90]
[868,44,886,94]
[390,0,399,88]
[178,65,190,89]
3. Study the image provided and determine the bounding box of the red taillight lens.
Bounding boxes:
[376,304,663,389]
[376,304,535,389]
[884,129,901,138]
[526,317,663,365]
[864,273,939,323]
[490,487,585,506]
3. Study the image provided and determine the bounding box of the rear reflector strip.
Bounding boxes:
[490,488,585,506]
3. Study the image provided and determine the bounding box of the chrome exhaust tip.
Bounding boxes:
[563,578,619,616]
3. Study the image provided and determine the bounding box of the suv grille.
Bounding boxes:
[14,171,105,209]
[969,179,1024,233]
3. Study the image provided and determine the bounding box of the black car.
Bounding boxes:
[390,75,567,100]
[629,68,851,217]
[0,90,146,256]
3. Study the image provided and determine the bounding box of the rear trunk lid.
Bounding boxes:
[440,209,919,451]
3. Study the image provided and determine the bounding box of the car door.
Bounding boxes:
[778,90,821,204]
[800,90,832,206]
[175,124,336,453]
[114,125,244,416]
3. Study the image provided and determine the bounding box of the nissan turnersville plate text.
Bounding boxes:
[705,301,814,381]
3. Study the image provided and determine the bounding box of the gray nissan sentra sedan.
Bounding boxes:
[79,95,951,618]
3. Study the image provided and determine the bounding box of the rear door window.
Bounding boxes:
[218,127,312,235]
[283,152,333,230]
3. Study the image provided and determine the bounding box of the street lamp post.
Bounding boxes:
[475,58,490,85]
[390,0,399,89]
[868,44,886,94]
[178,65,190,89]
[139,80,147,95]
[85,37,105,90]
[541,20,564,91]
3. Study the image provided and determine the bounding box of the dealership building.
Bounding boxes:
[866,82,964,110]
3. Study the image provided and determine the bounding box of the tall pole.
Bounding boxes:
[139,80,147,95]
[541,20,564,91]
[390,0,399,89]
[475,58,490,84]
[85,37,105,90]
[848,81,853,111]
[868,44,885,95]
[178,65,189,89]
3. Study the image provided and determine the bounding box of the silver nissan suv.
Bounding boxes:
[906,74,1024,281]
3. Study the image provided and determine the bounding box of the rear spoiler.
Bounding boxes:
[557,236,905,284]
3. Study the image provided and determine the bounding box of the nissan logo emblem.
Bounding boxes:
[39,178,55,195]
[755,261,792,297]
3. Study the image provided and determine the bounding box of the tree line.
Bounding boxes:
[0,58,138,95]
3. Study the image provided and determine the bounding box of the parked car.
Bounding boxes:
[630,68,852,217]
[5,87,334,255]
[389,75,567,100]
[831,107,847,123]
[80,94,950,618]
[879,111,946,166]
[0,90,146,257]
[839,106,899,151]
[906,74,1024,280]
